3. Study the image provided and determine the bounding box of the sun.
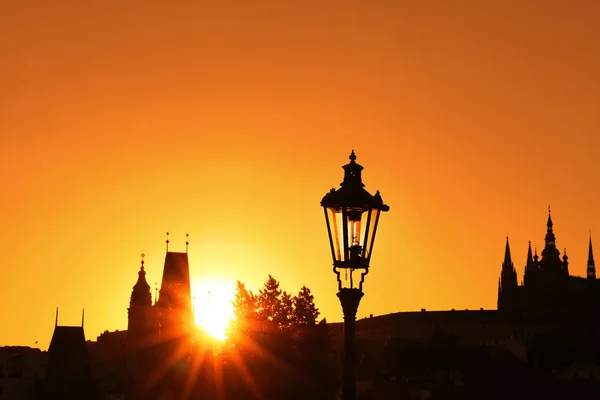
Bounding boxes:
[192,277,235,341]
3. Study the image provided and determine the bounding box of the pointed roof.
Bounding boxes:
[131,258,152,307]
[547,207,553,229]
[526,241,533,265]
[589,234,595,266]
[503,237,512,267]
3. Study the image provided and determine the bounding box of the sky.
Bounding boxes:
[1,0,599,349]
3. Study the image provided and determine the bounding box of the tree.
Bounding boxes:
[227,276,334,399]
[277,291,294,330]
[228,281,257,338]
[293,286,320,326]
[256,275,283,329]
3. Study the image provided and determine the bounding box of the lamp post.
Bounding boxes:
[321,150,389,400]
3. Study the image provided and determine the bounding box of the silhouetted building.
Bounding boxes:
[327,210,600,399]
[497,210,600,319]
[120,237,195,399]
[36,311,97,400]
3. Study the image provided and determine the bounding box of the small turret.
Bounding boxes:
[130,255,152,307]
[562,248,569,276]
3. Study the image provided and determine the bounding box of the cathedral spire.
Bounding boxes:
[524,240,535,287]
[498,237,518,311]
[504,236,512,267]
[588,233,596,280]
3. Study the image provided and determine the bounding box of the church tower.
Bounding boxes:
[155,233,194,340]
[539,208,568,279]
[127,254,155,348]
[588,234,596,280]
[498,237,518,311]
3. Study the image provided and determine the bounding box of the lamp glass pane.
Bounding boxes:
[364,208,380,260]
[347,207,369,260]
[327,207,342,262]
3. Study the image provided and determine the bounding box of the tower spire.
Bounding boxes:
[166,232,170,252]
[527,241,533,265]
[544,207,557,249]
[81,309,85,328]
[186,233,189,253]
[55,307,58,327]
[504,236,512,266]
[498,236,518,311]
[524,240,535,287]
[588,233,596,280]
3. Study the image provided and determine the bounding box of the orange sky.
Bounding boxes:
[1,1,599,348]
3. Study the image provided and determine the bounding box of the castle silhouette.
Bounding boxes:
[497,209,600,318]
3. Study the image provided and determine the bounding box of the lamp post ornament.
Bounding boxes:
[321,150,389,400]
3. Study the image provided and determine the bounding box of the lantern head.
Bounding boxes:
[321,150,389,291]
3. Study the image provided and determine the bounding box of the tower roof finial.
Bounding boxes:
[140,253,145,270]
[186,233,189,253]
[166,232,170,252]
[349,149,356,162]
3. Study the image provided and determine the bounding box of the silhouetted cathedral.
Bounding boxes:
[498,210,600,317]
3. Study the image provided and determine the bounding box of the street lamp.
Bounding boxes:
[321,150,389,400]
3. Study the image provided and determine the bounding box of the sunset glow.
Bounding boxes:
[1,1,599,349]
[192,278,236,341]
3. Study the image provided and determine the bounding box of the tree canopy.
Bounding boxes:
[224,275,334,400]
